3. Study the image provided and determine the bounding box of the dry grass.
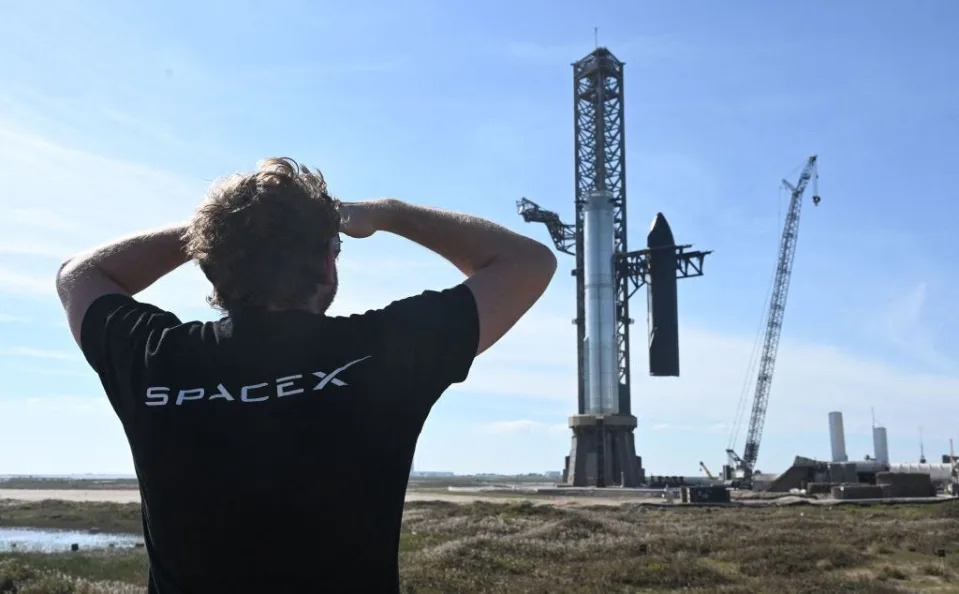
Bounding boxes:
[397,500,959,593]
[4,498,959,592]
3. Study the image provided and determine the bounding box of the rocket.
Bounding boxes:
[582,201,684,416]
[582,190,619,415]
[646,213,680,376]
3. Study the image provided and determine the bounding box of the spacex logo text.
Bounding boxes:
[144,355,372,407]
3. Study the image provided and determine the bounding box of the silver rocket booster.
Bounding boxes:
[583,190,618,415]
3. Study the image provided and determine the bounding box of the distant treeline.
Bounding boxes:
[0,473,555,491]
[0,476,139,490]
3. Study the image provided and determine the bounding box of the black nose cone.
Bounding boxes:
[647,212,675,248]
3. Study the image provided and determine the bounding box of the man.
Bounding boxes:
[56,157,557,593]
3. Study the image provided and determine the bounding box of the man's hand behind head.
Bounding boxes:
[337,201,382,239]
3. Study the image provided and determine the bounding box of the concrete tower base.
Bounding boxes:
[563,414,645,487]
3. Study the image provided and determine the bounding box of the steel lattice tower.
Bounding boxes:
[573,48,632,417]
[517,47,710,487]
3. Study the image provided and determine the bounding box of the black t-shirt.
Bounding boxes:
[79,284,479,593]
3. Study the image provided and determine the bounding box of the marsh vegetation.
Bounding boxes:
[2,497,959,592]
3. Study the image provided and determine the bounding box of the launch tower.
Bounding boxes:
[518,47,711,487]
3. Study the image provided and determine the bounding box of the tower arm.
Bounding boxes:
[617,246,711,298]
[517,198,576,255]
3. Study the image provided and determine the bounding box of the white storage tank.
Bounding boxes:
[886,463,954,483]
[854,459,886,474]
[873,426,889,464]
[828,411,848,462]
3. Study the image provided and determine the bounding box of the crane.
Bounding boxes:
[725,155,820,488]
[699,461,716,480]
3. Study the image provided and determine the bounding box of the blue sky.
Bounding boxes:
[1,1,957,477]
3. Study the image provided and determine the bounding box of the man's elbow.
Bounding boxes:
[54,256,99,302]
[55,258,76,299]
[532,241,558,275]
[525,241,558,290]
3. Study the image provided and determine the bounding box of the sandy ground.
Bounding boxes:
[0,489,142,503]
[5,487,943,509]
[0,488,650,507]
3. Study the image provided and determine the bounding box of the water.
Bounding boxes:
[0,474,136,480]
[0,527,142,553]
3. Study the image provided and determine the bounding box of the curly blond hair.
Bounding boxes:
[184,157,341,313]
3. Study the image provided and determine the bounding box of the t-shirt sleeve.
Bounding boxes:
[376,283,480,389]
[80,293,182,419]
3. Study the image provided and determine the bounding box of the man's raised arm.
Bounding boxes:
[55,223,191,345]
[350,199,557,356]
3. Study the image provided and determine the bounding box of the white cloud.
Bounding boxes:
[0,395,131,474]
[20,394,104,412]
[651,422,730,434]
[451,303,959,445]
[0,120,210,309]
[336,256,438,274]
[1,99,956,477]
[134,264,217,321]
[99,107,180,147]
[456,365,573,403]
[0,264,53,296]
[0,314,32,323]
[0,123,205,242]
[476,420,567,435]
[7,208,79,232]
[874,281,954,371]
[0,238,77,258]
[1,347,81,361]
[433,308,959,474]
[15,366,91,378]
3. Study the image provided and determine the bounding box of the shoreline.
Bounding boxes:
[5,487,952,509]
[0,488,641,507]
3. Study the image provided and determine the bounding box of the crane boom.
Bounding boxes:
[728,155,819,486]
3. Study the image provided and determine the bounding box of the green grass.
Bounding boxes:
[0,551,147,590]
[4,498,959,592]
[0,500,142,535]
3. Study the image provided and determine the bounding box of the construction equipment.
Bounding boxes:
[699,461,716,480]
[725,156,820,488]
[949,439,958,497]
